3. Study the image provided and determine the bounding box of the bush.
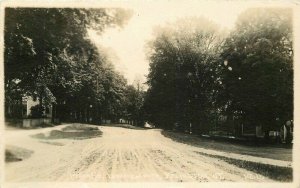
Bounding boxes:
[29,104,45,118]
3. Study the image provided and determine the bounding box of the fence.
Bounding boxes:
[22,118,52,128]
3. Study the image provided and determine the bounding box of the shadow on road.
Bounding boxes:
[161,130,292,161]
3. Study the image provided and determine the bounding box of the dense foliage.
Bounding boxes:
[218,8,293,135]
[144,8,293,135]
[4,8,133,122]
[5,7,293,136]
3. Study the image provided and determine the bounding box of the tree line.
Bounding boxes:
[144,8,293,137]
[4,8,144,125]
[5,7,293,136]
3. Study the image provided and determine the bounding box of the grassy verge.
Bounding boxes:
[31,124,102,140]
[196,151,292,182]
[5,146,34,163]
[162,130,292,161]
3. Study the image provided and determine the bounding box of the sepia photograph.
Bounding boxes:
[0,0,299,187]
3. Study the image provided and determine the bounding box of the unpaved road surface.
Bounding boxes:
[5,124,291,182]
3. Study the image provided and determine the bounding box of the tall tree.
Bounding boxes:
[4,8,132,122]
[123,79,146,126]
[145,17,224,133]
[218,8,293,135]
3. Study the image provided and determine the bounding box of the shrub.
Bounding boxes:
[29,104,45,118]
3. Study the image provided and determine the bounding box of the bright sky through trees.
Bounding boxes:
[88,2,252,84]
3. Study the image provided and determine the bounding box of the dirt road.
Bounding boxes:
[5,124,292,182]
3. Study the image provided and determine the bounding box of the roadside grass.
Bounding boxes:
[39,141,65,146]
[162,130,292,161]
[5,150,21,162]
[196,151,292,182]
[102,124,149,130]
[31,124,102,140]
[5,146,34,163]
[62,124,99,131]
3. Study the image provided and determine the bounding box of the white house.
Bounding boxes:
[22,96,52,118]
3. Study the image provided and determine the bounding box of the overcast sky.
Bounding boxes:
[88,2,253,84]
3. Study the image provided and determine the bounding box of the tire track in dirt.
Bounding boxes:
[148,149,192,181]
[139,148,169,181]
